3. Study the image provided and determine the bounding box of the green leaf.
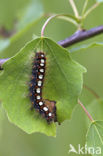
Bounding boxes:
[86,121,103,156]
[0,104,4,137]
[0,37,86,136]
[69,42,103,53]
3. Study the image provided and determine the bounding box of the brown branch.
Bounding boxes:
[58,25,103,47]
[0,25,103,68]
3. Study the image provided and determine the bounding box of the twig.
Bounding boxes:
[78,99,94,122]
[58,25,103,47]
[83,2,100,18]
[41,15,56,37]
[1,25,103,66]
[41,14,78,37]
[82,0,89,15]
[69,0,79,18]
[0,58,9,69]
[83,84,100,99]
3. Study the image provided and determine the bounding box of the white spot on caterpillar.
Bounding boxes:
[36,95,41,100]
[38,75,43,79]
[36,88,41,93]
[39,101,43,106]
[43,107,48,111]
[39,69,44,73]
[48,112,52,117]
[37,80,42,86]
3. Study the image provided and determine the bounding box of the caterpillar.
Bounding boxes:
[29,52,57,123]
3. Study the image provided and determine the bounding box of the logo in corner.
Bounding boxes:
[68,144,78,154]
[68,144,101,155]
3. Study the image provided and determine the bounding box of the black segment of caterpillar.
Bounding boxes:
[29,52,57,123]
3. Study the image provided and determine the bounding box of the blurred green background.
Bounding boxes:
[0,0,103,156]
